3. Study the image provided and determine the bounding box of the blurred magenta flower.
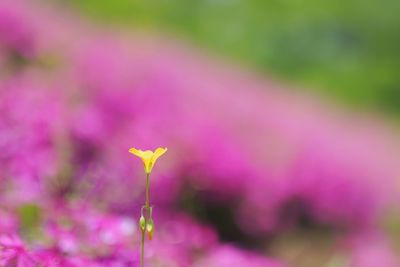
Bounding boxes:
[0,4,36,59]
[0,0,399,266]
[0,235,36,267]
[193,245,287,267]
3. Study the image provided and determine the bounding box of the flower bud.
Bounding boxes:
[146,219,154,240]
[139,215,146,232]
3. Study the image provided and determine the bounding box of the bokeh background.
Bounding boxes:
[0,0,400,266]
[73,0,400,115]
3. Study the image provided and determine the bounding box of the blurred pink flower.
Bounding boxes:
[0,235,36,267]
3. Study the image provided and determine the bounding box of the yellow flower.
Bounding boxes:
[129,147,167,174]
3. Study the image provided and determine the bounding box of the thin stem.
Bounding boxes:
[140,173,150,267]
[145,172,150,208]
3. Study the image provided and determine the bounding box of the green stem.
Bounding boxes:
[140,173,150,267]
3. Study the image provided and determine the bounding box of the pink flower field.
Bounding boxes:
[0,1,399,266]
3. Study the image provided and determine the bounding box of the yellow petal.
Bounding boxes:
[128,148,144,158]
[152,147,167,163]
[141,150,154,160]
[141,150,154,174]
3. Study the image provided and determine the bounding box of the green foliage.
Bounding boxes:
[18,203,43,239]
[70,0,400,114]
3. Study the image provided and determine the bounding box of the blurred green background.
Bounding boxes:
[69,0,400,116]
